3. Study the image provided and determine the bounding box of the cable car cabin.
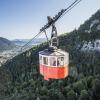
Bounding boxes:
[39,49,69,80]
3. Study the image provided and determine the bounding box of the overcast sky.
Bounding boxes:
[0,0,100,40]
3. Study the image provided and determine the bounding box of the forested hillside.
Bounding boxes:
[0,10,100,100]
[0,37,15,52]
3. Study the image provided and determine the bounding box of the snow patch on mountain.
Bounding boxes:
[81,39,100,51]
[85,19,100,33]
[90,19,99,29]
[96,24,100,30]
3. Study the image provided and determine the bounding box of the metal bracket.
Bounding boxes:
[50,24,59,48]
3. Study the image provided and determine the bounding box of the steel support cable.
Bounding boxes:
[19,0,82,54]
[44,30,50,44]
[20,30,48,54]
[53,0,81,23]
[65,0,81,11]
[58,0,82,21]
[20,31,42,52]
[40,0,82,32]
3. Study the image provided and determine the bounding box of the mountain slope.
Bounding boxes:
[78,9,100,41]
[0,10,100,100]
[0,37,15,52]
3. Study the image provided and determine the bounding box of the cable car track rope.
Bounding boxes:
[20,0,82,54]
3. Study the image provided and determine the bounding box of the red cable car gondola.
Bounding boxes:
[20,0,82,80]
[39,48,69,80]
[39,18,69,80]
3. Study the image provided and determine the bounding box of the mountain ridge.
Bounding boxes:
[12,38,46,46]
[0,37,15,52]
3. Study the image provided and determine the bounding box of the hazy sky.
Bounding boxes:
[0,0,100,40]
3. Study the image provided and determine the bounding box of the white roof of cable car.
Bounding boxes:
[39,49,68,56]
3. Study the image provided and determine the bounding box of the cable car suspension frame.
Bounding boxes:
[21,0,82,53]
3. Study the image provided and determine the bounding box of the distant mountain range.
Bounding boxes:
[12,38,47,46]
[0,37,15,52]
[0,37,47,52]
